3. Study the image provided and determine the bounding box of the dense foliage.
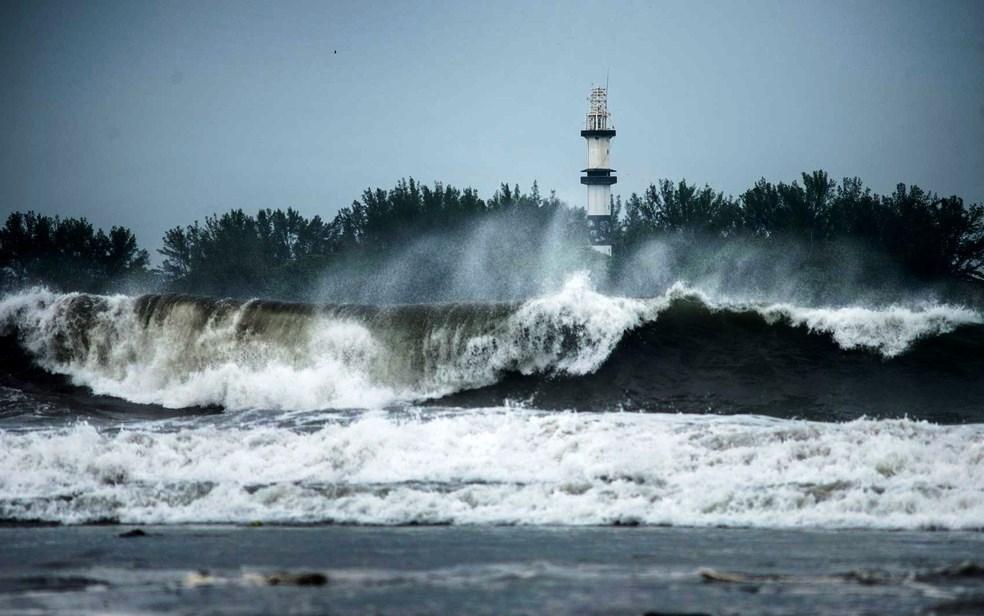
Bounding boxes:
[158,179,585,298]
[615,171,984,283]
[158,208,336,298]
[0,211,150,293]
[2,170,982,298]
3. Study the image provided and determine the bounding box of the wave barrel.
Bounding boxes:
[580,86,616,257]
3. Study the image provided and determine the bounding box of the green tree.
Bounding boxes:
[0,212,149,292]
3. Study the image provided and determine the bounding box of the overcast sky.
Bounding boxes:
[1,0,982,254]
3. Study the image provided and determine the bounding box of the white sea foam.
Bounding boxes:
[0,288,400,410]
[758,302,982,357]
[0,279,980,411]
[0,411,981,528]
[660,282,982,357]
[466,271,654,377]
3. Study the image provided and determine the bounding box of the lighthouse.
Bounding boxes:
[581,86,616,256]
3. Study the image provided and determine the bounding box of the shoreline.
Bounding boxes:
[1,525,982,615]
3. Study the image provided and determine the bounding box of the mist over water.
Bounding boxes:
[291,206,983,310]
[307,208,591,304]
[614,235,984,310]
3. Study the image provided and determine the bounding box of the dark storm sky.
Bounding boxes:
[1,0,982,254]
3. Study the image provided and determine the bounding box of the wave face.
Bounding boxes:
[1,277,983,421]
[0,278,649,412]
[0,411,981,528]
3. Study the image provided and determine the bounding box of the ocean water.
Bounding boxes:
[0,276,982,613]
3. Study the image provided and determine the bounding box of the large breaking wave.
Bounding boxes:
[1,274,982,421]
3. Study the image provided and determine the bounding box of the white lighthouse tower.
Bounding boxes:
[581,86,616,256]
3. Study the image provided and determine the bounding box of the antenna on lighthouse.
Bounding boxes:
[580,85,617,256]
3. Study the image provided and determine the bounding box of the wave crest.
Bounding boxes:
[1,278,981,413]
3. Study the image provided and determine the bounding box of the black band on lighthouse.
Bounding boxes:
[580,175,618,186]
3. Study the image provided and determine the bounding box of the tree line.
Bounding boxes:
[0,211,151,293]
[1,170,982,297]
[614,171,984,283]
[155,179,581,298]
